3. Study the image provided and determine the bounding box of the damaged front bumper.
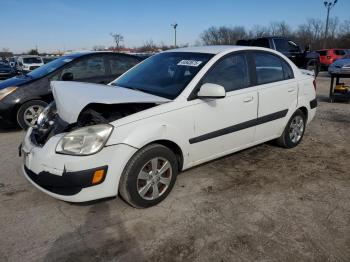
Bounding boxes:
[20,127,138,202]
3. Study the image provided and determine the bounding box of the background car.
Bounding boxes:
[42,56,59,64]
[0,51,141,129]
[237,36,321,76]
[316,49,346,69]
[16,55,44,72]
[328,53,350,75]
[0,62,16,80]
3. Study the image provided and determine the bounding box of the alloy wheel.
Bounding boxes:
[23,105,44,127]
[289,115,304,144]
[137,157,172,200]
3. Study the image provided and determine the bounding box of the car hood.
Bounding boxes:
[331,58,350,67]
[51,81,170,124]
[0,75,33,90]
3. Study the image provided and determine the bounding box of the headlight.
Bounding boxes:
[37,102,57,128]
[56,124,113,156]
[0,86,17,101]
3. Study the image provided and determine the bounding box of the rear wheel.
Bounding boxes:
[17,100,47,130]
[119,144,178,208]
[276,109,306,148]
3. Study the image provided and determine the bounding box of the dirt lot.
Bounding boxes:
[0,74,349,262]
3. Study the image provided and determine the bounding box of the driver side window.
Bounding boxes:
[61,56,106,80]
[202,53,250,92]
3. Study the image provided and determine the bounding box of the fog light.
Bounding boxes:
[92,169,105,184]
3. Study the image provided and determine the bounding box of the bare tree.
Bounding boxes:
[136,39,158,52]
[269,21,292,37]
[327,17,339,39]
[110,33,124,50]
[339,19,350,35]
[92,45,105,51]
[249,25,270,38]
[200,26,248,45]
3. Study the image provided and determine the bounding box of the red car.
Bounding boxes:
[317,49,346,68]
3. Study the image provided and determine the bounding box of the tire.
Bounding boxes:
[276,109,306,149]
[17,100,48,130]
[119,144,178,208]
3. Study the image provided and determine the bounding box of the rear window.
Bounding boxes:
[317,51,328,56]
[334,50,346,56]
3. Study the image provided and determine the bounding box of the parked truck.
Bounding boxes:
[237,36,321,77]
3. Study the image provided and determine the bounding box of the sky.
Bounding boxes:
[0,0,349,53]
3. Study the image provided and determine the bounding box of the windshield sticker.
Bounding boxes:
[63,59,73,63]
[177,60,202,67]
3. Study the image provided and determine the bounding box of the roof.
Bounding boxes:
[61,51,140,59]
[165,45,270,54]
[165,45,243,54]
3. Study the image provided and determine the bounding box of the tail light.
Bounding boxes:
[313,79,316,90]
[326,56,332,60]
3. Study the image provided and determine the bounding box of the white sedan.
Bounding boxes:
[20,46,317,208]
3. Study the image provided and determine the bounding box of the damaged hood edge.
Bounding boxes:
[51,81,170,124]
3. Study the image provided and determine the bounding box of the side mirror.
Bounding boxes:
[197,83,226,99]
[62,72,74,81]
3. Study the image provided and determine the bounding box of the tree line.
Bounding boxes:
[199,17,350,50]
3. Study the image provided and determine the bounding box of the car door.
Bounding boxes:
[105,54,141,83]
[60,55,109,84]
[188,52,258,164]
[252,51,297,142]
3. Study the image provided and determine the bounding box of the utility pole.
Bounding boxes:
[171,23,178,47]
[323,0,338,48]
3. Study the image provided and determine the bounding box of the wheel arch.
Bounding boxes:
[297,106,308,121]
[12,95,52,119]
[141,139,184,171]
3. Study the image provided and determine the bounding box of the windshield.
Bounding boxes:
[27,56,75,78]
[112,52,214,99]
[22,57,43,64]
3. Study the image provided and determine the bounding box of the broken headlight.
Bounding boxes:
[56,124,113,156]
[37,102,57,129]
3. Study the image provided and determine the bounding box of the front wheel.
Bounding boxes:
[119,144,178,208]
[17,100,47,130]
[276,109,306,148]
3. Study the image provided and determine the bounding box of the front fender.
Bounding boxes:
[106,122,190,163]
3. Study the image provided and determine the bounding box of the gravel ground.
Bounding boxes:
[0,74,349,262]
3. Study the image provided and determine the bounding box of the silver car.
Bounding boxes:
[328,54,350,75]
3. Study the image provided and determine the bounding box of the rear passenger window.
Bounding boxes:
[202,53,250,92]
[254,53,285,85]
[282,60,294,79]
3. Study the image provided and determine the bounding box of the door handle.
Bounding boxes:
[243,96,254,102]
[288,88,296,92]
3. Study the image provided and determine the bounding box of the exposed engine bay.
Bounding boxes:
[31,102,157,146]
